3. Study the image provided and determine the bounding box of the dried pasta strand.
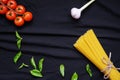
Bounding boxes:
[83,32,104,69]
[74,29,120,80]
[84,30,107,70]
[87,30,108,59]
[74,36,97,64]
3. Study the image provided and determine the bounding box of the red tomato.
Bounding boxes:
[0,5,8,14]
[1,0,8,4]
[15,5,26,14]
[14,16,24,27]
[23,12,33,22]
[7,0,17,9]
[6,10,16,20]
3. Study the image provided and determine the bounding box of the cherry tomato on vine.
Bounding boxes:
[15,5,26,14]
[1,0,8,4]
[23,12,33,22]
[7,0,17,9]
[14,16,24,27]
[0,5,8,14]
[6,10,16,20]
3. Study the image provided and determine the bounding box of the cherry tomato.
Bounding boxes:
[7,0,17,9]
[14,16,24,27]
[6,10,16,20]
[15,5,26,14]
[0,5,8,14]
[1,0,8,4]
[23,12,33,22]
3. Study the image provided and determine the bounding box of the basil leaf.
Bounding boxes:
[17,39,22,49]
[86,64,92,77]
[15,31,22,40]
[15,31,22,49]
[60,64,65,77]
[71,72,78,80]
[14,51,22,64]
[18,63,29,69]
[30,69,43,77]
[31,57,37,69]
[38,58,44,72]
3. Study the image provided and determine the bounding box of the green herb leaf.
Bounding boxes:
[71,72,78,80]
[60,64,65,77]
[30,69,43,77]
[86,64,92,77]
[18,63,29,69]
[31,57,37,69]
[17,39,22,49]
[38,58,44,72]
[15,31,22,40]
[13,51,22,64]
[15,31,22,49]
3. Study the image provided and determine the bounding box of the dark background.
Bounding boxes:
[0,0,120,80]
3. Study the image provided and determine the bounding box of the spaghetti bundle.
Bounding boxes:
[74,29,120,80]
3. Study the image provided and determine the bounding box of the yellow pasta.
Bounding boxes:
[74,29,120,80]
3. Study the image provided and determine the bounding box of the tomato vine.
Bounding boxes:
[0,0,33,27]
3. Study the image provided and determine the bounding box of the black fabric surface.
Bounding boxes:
[0,0,120,80]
